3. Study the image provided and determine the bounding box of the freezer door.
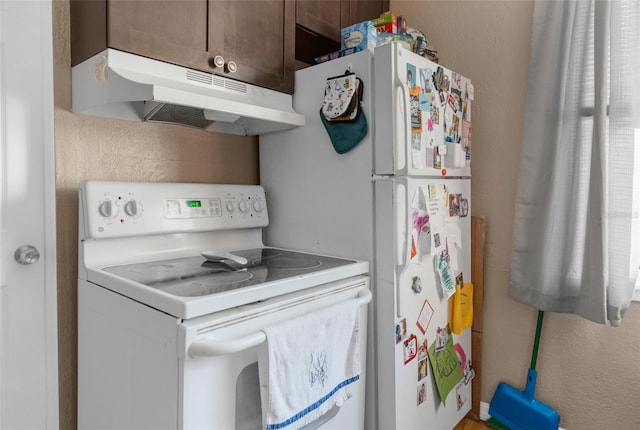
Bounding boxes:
[373,43,472,178]
[374,177,472,429]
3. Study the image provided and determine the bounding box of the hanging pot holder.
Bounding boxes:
[320,70,368,154]
[322,71,363,122]
[320,107,368,154]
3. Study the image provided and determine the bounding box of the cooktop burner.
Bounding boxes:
[102,248,356,298]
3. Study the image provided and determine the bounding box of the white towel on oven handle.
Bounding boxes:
[257,299,361,430]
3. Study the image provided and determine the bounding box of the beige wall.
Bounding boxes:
[390,1,640,429]
[52,1,259,428]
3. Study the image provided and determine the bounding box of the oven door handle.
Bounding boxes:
[188,289,372,358]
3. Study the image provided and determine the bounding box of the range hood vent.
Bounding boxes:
[71,49,305,136]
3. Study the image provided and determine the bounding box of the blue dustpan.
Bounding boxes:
[489,311,560,430]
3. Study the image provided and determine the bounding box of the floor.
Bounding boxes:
[454,417,492,430]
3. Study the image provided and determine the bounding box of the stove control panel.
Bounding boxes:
[164,198,223,219]
[79,181,268,239]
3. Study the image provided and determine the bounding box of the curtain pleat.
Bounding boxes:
[509,0,640,325]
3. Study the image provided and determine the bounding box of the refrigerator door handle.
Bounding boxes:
[394,69,410,175]
[396,181,408,268]
[395,181,410,318]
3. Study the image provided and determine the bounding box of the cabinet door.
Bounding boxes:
[296,0,342,42]
[296,0,386,43]
[107,0,294,94]
[208,0,295,94]
[108,0,208,70]
[294,0,388,65]
[341,0,387,28]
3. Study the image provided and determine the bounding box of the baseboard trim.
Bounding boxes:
[479,401,491,421]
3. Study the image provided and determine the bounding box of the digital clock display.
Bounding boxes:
[186,200,202,208]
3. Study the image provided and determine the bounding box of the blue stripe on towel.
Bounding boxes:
[265,374,360,429]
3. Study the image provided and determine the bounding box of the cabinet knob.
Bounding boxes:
[211,55,225,68]
[225,61,238,74]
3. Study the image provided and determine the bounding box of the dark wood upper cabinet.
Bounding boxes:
[71,0,295,94]
[296,1,342,42]
[342,0,389,29]
[294,0,388,65]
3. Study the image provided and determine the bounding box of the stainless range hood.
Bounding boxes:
[71,49,305,136]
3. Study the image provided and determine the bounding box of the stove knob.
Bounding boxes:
[124,200,142,217]
[98,200,117,218]
[252,199,264,213]
[238,199,249,214]
[226,201,235,214]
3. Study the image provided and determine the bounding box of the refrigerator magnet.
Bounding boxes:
[452,72,462,91]
[433,232,442,249]
[412,149,423,169]
[395,318,407,344]
[453,342,467,372]
[435,326,448,352]
[462,120,472,148]
[411,276,422,294]
[403,334,418,364]
[447,93,459,113]
[463,361,475,385]
[411,133,423,169]
[420,67,433,92]
[426,147,435,170]
[416,299,435,334]
[437,254,456,299]
[418,338,429,361]
[417,382,427,406]
[406,63,417,88]
[431,102,440,124]
[410,236,417,260]
[433,152,442,170]
[419,92,431,111]
[409,86,422,132]
[448,193,460,217]
[411,131,422,150]
[432,66,445,92]
[459,197,469,217]
[466,81,475,100]
[427,184,438,200]
[456,382,467,410]
[418,357,428,382]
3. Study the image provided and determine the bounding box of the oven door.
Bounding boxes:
[178,276,370,430]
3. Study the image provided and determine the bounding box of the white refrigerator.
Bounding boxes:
[260,43,474,430]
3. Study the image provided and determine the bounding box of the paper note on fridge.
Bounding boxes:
[451,282,474,335]
[445,220,462,272]
[411,188,432,263]
[436,250,456,299]
[428,324,464,406]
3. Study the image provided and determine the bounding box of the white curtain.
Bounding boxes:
[509,0,640,325]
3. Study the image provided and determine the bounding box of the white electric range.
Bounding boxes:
[77,181,370,430]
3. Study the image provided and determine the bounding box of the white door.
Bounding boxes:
[0,1,59,428]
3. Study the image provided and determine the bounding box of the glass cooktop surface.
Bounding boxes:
[102,248,356,297]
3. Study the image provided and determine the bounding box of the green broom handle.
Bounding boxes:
[530,310,544,370]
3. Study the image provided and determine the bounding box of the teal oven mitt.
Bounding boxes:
[319,107,368,154]
[320,71,368,154]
